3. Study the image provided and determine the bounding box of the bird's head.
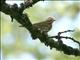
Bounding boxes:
[46,17,56,24]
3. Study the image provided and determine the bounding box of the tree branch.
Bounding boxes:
[1,0,80,56]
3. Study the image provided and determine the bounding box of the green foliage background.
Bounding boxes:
[1,1,80,60]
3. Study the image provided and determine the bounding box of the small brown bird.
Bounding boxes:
[24,0,33,4]
[33,17,55,33]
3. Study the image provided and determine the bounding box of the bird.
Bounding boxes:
[33,17,55,33]
[24,0,33,4]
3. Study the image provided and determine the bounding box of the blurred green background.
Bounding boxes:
[1,1,80,60]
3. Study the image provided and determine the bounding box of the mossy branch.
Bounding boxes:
[0,0,80,56]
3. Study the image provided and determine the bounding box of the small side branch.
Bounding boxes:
[49,30,80,56]
[49,30,80,44]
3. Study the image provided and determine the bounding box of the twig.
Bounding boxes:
[49,30,80,45]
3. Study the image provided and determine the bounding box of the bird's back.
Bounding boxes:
[33,17,55,32]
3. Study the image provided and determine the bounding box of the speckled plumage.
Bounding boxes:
[33,17,55,33]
